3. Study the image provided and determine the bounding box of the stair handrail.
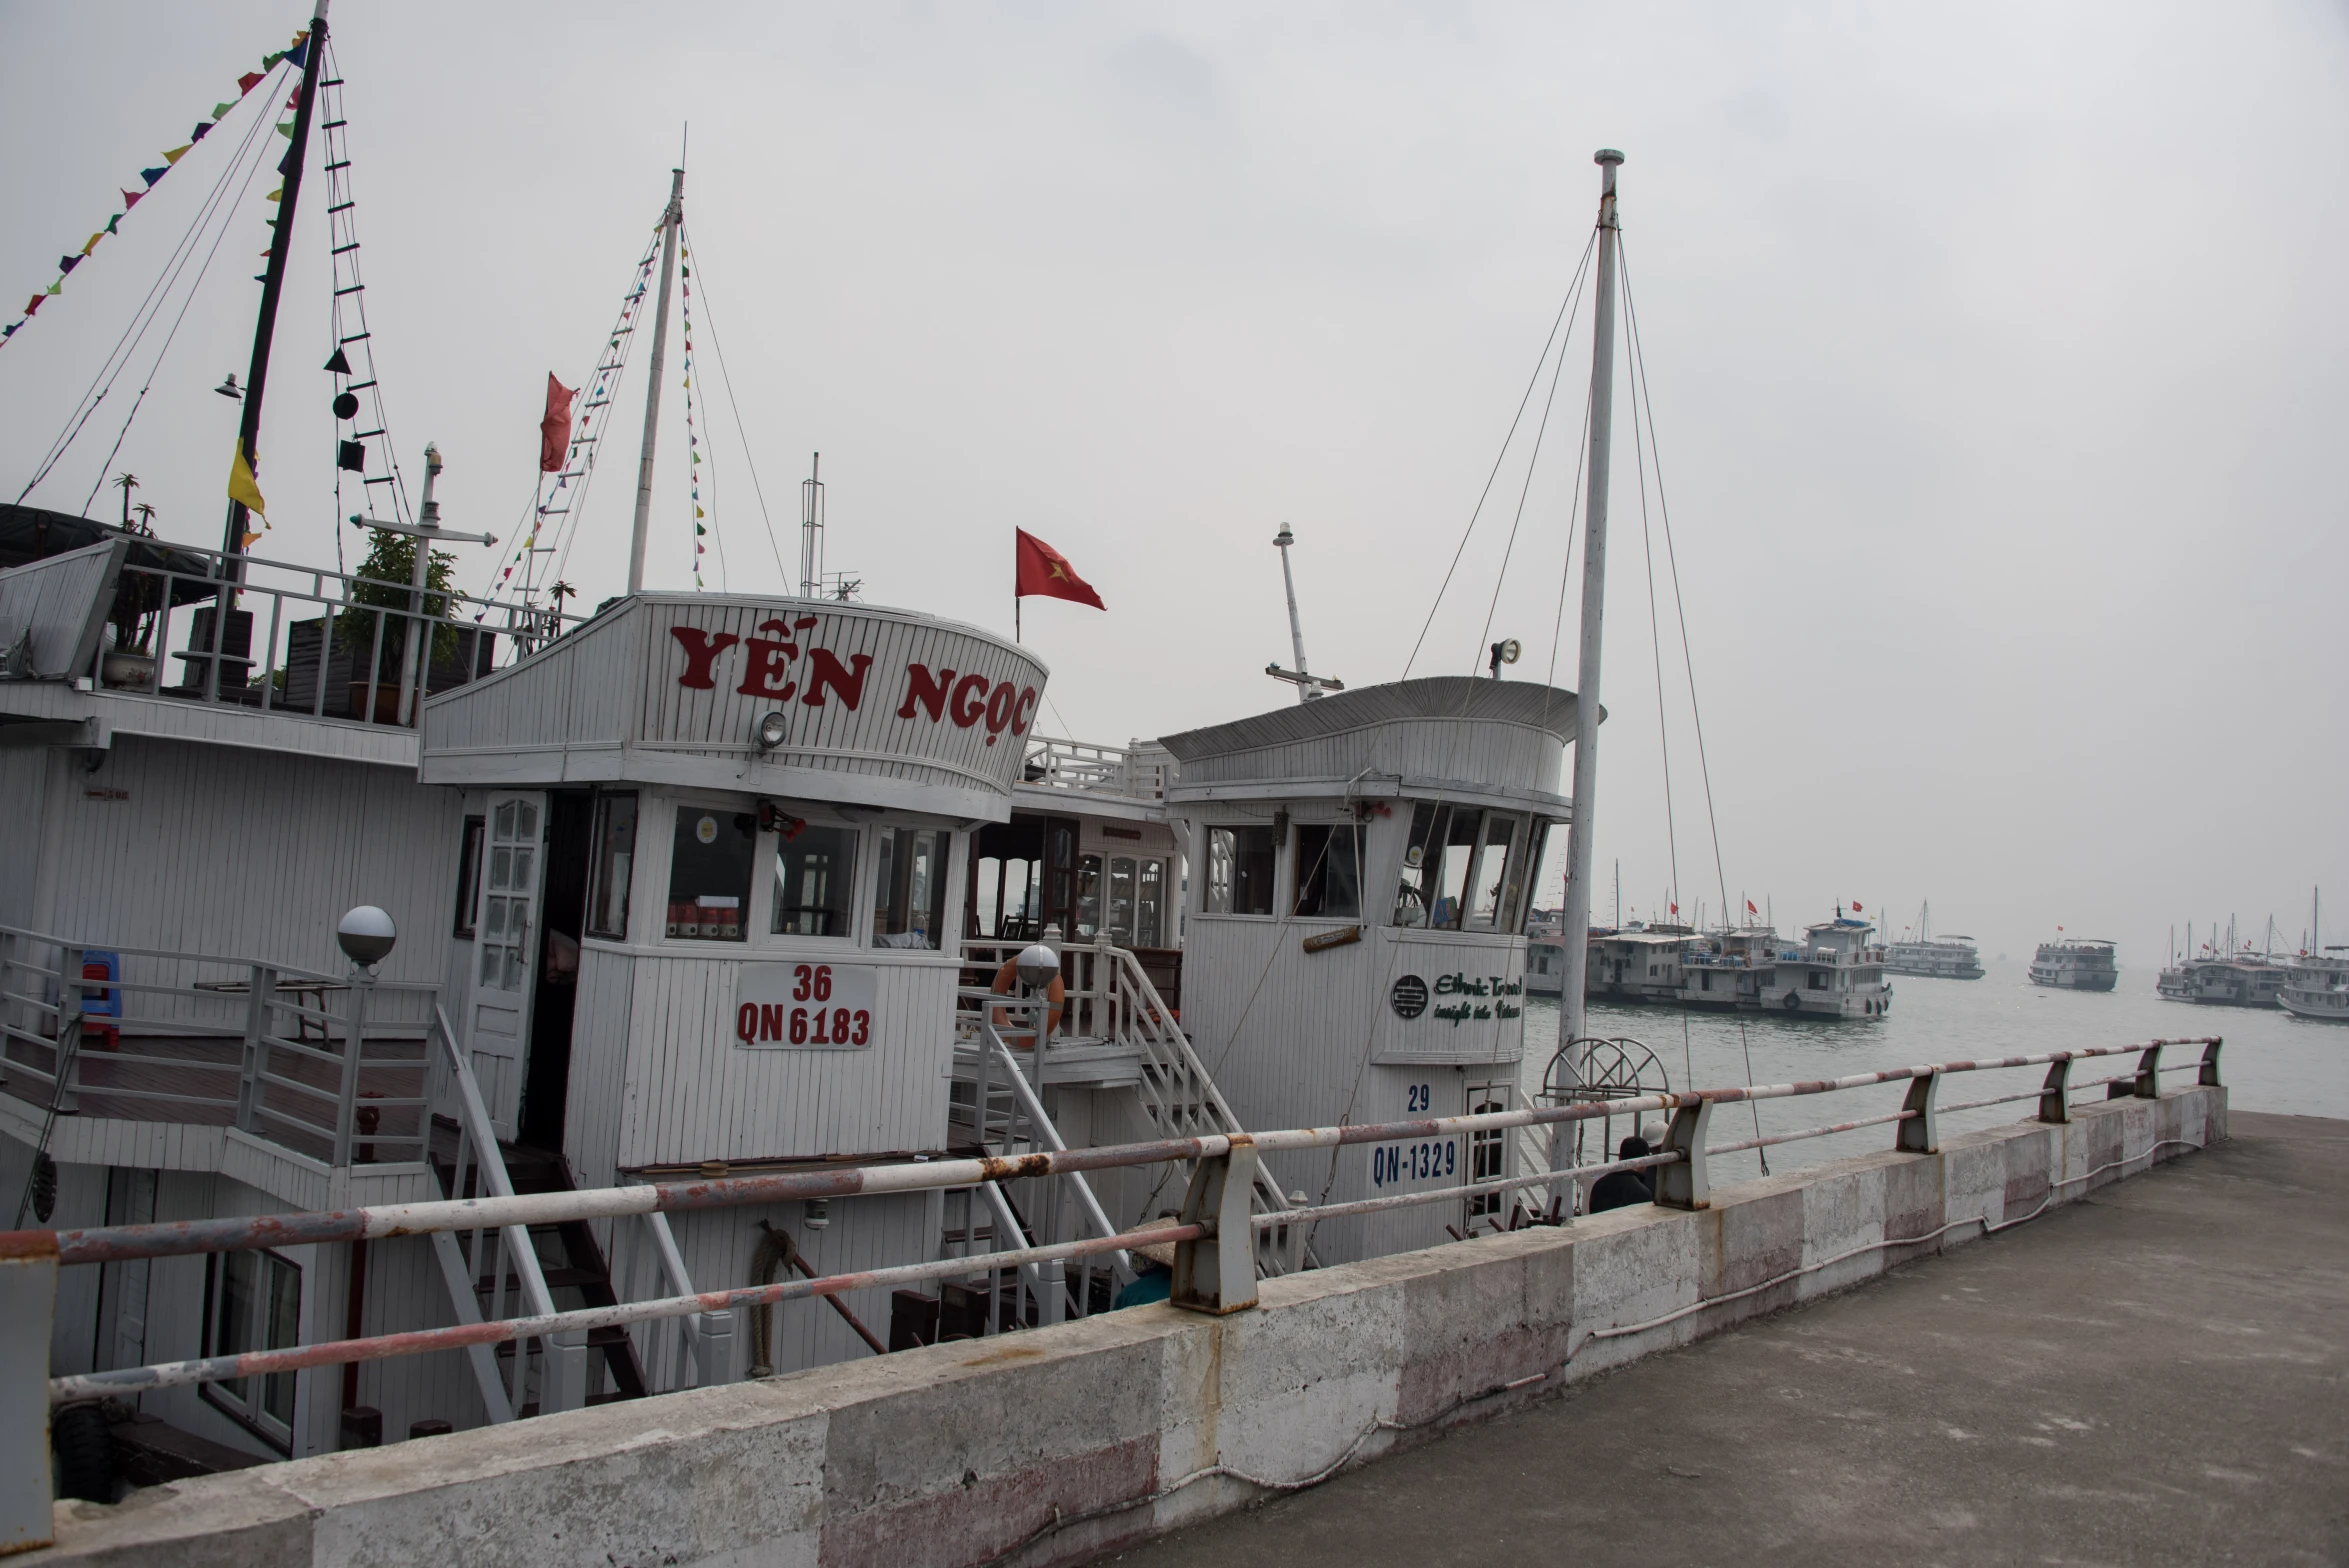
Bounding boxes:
[978,1018,1127,1263]
[1099,941,1296,1219]
[427,1007,581,1414]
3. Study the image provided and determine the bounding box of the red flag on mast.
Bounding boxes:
[539,373,576,473]
[1014,528,1105,610]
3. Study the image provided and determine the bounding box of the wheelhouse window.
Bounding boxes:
[452,816,484,939]
[1074,854,1104,938]
[1393,804,1484,929]
[1293,824,1363,920]
[772,823,859,938]
[202,1249,300,1451]
[1464,813,1524,930]
[667,805,755,941]
[1204,826,1277,916]
[872,826,949,949]
[1135,858,1166,947]
[585,792,638,941]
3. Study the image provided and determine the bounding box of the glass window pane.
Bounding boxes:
[453,818,484,939]
[1206,829,1235,915]
[1074,855,1103,938]
[1136,859,1165,948]
[773,824,859,938]
[489,845,512,891]
[668,806,756,942]
[1394,804,1443,926]
[586,793,639,941]
[482,897,507,939]
[1432,809,1483,930]
[262,1255,301,1425]
[511,846,535,891]
[494,800,517,838]
[1467,814,1522,930]
[1107,858,1136,944]
[514,800,539,840]
[871,826,949,948]
[479,942,502,984]
[1224,827,1277,916]
[1294,825,1362,919]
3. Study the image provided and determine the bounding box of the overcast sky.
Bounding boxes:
[4,2,2344,968]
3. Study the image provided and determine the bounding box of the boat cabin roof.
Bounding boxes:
[1156,675,1587,811]
[421,593,1046,821]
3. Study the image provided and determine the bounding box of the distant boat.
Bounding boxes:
[1676,925,1780,1009]
[1884,901,1983,980]
[2029,939,2118,992]
[1756,917,1893,1019]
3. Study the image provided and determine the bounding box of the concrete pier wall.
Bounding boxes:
[34,1086,2224,1567]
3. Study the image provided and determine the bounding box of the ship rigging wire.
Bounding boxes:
[1400,229,1597,680]
[678,221,792,591]
[15,61,292,508]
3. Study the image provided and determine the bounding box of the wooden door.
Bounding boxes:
[467,792,546,1139]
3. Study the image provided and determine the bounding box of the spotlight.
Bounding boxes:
[214,374,243,401]
[754,711,788,753]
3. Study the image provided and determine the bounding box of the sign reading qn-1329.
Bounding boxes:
[736,963,877,1049]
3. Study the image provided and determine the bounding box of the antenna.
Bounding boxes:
[1265,524,1343,701]
[799,453,823,597]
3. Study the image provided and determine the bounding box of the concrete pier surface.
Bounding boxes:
[1107,1112,2349,1568]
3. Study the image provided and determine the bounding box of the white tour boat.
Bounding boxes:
[2028,940,2119,992]
[1755,918,1894,1019]
[1883,903,1983,980]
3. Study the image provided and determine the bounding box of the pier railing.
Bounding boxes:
[6,1034,2222,1442]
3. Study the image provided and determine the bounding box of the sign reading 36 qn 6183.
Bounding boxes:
[736,962,878,1050]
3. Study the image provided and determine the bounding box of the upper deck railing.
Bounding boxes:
[1018,734,1174,806]
[0,532,571,730]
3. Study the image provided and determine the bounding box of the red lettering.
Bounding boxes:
[760,1003,788,1041]
[983,682,1016,747]
[735,1002,758,1042]
[737,619,800,700]
[672,627,740,690]
[801,649,875,710]
[897,663,956,721]
[1010,687,1038,736]
[949,672,991,727]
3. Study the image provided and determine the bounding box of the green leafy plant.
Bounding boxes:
[339,529,459,674]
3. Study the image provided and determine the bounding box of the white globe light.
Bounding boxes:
[338,905,398,968]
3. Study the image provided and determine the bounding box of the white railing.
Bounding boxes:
[1018,735,1175,804]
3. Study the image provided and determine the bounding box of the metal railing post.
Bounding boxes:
[333,972,372,1167]
[55,945,83,1115]
[2038,1054,2074,1124]
[2198,1037,2224,1087]
[0,1232,58,1554]
[236,964,277,1134]
[1896,1069,1940,1154]
[1652,1098,1713,1210]
[1170,1136,1258,1315]
[2130,1042,2163,1100]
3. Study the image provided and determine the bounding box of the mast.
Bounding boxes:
[1556,149,1625,1054]
[220,0,331,563]
[800,453,824,597]
[627,166,685,596]
[1266,524,1340,700]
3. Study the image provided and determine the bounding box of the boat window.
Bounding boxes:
[1136,858,1165,947]
[666,805,755,942]
[1464,813,1523,930]
[201,1248,301,1452]
[1293,824,1363,920]
[1429,808,1485,930]
[871,826,949,949]
[1393,803,1444,926]
[1519,820,1558,934]
[772,823,858,939]
[452,816,484,939]
[1107,857,1138,944]
[1204,826,1277,916]
[1465,1086,1508,1221]
[585,792,638,941]
[1075,854,1104,938]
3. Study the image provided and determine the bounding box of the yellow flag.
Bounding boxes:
[227,444,266,518]
[162,144,193,165]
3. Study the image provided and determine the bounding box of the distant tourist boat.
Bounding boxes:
[1677,926,1780,1010]
[1883,902,1983,980]
[2029,939,2118,992]
[2279,954,2349,1022]
[1756,918,1892,1019]
[2176,957,2289,1008]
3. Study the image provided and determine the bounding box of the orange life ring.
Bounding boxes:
[990,958,1065,1037]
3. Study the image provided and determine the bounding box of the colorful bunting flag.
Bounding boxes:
[191,122,212,142]
[275,121,294,139]
[227,443,268,519]
[162,144,193,164]
[139,166,169,187]
[238,70,264,94]
[119,188,143,210]
[213,101,237,119]
[58,256,80,276]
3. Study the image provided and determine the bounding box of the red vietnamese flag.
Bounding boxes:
[1851,901,1863,913]
[1746,900,1758,915]
[1014,528,1105,610]
[539,373,576,473]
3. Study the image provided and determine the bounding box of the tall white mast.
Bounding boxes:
[800,453,824,597]
[1266,524,1341,700]
[1556,149,1625,1056]
[627,166,685,596]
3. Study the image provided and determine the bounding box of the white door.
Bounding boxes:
[467,792,545,1139]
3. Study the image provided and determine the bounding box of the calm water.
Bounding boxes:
[1518,960,2346,1183]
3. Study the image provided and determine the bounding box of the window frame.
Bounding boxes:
[584,791,639,943]
[767,817,863,943]
[664,799,759,945]
[451,815,485,939]
[199,1246,303,1454]
[1202,824,1278,918]
[868,823,953,951]
[1292,822,1364,920]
